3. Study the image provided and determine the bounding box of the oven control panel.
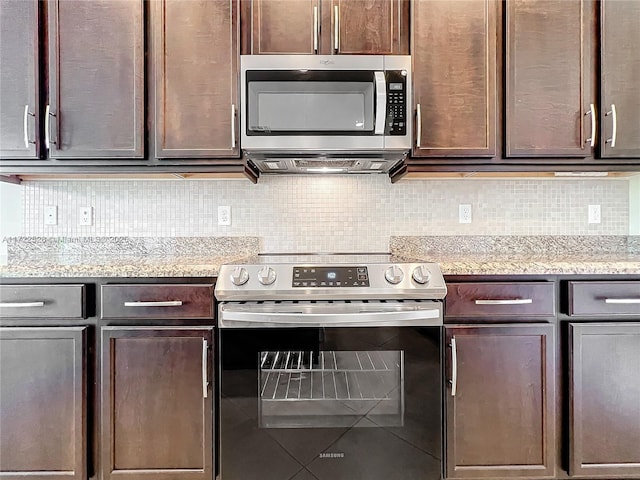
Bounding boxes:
[293,266,369,287]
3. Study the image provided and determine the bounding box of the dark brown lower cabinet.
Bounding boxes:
[0,327,87,480]
[569,322,640,478]
[101,326,214,480]
[445,324,556,479]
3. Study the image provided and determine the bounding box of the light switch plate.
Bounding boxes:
[588,204,601,224]
[44,205,57,225]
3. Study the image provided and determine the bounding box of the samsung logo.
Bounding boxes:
[319,60,335,65]
[319,452,345,459]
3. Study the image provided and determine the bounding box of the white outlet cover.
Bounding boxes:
[459,204,472,224]
[218,206,231,226]
[588,204,601,224]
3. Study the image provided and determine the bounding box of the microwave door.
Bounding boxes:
[374,71,386,135]
[245,70,377,136]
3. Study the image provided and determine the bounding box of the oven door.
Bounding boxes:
[219,303,443,480]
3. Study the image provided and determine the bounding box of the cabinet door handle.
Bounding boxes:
[202,339,209,398]
[585,103,596,147]
[123,300,183,307]
[334,5,339,52]
[23,105,35,149]
[313,5,319,53]
[45,105,56,149]
[231,104,236,148]
[605,298,640,304]
[416,104,422,148]
[449,337,457,397]
[474,299,533,305]
[606,104,617,148]
[0,301,45,308]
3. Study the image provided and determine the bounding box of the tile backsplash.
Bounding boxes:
[19,176,630,252]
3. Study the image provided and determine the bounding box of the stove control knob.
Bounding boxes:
[384,265,404,285]
[412,265,431,285]
[230,266,249,286]
[258,266,277,285]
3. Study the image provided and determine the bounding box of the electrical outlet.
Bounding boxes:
[44,205,57,225]
[459,204,472,224]
[588,204,601,224]
[218,206,231,226]
[79,207,93,226]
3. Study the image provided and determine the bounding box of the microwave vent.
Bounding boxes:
[294,159,359,169]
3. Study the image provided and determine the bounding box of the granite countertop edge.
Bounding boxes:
[1,255,640,278]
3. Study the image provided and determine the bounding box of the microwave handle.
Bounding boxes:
[374,72,386,135]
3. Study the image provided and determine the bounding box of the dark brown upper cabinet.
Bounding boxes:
[600,0,640,158]
[245,0,408,55]
[46,0,144,159]
[445,325,556,479]
[569,323,640,478]
[331,0,407,55]
[101,327,214,480]
[0,327,87,480]
[152,0,240,158]
[412,0,497,157]
[505,0,593,157]
[248,0,319,54]
[0,0,40,160]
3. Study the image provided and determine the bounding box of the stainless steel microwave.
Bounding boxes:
[240,55,411,174]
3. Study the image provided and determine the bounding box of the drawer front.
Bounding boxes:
[445,282,556,320]
[0,284,85,318]
[569,281,640,317]
[101,284,214,319]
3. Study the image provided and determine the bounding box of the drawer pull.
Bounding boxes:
[0,301,45,308]
[474,299,533,305]
[449,337,458,397]
[123,300,183,307]
[604,298,640,304]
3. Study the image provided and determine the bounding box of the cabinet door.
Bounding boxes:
[251,0,320,54]
[412,0,496,157]
[0,0,39,159]
[152,0,239,158]
[101,327,214,480]
[569,323,640,477]
[505,0,592,157]
[600,0,640,158]
[332,0,407,55]
[445,325,556,479]
[47,0,144,158]
[0,327,86,480]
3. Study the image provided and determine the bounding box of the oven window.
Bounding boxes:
[258,350,404,429]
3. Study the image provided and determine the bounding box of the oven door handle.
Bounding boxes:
[218,307,442,328]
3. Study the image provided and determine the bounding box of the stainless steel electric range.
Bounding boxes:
[215,254,447,480]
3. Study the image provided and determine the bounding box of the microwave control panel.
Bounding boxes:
[386,71,407,136]
[293,266,370,288]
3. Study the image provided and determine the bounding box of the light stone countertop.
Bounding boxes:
[0,254,257,278]
[1,253,639,278]
[418,254,640,276]
[1,235,639,278]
